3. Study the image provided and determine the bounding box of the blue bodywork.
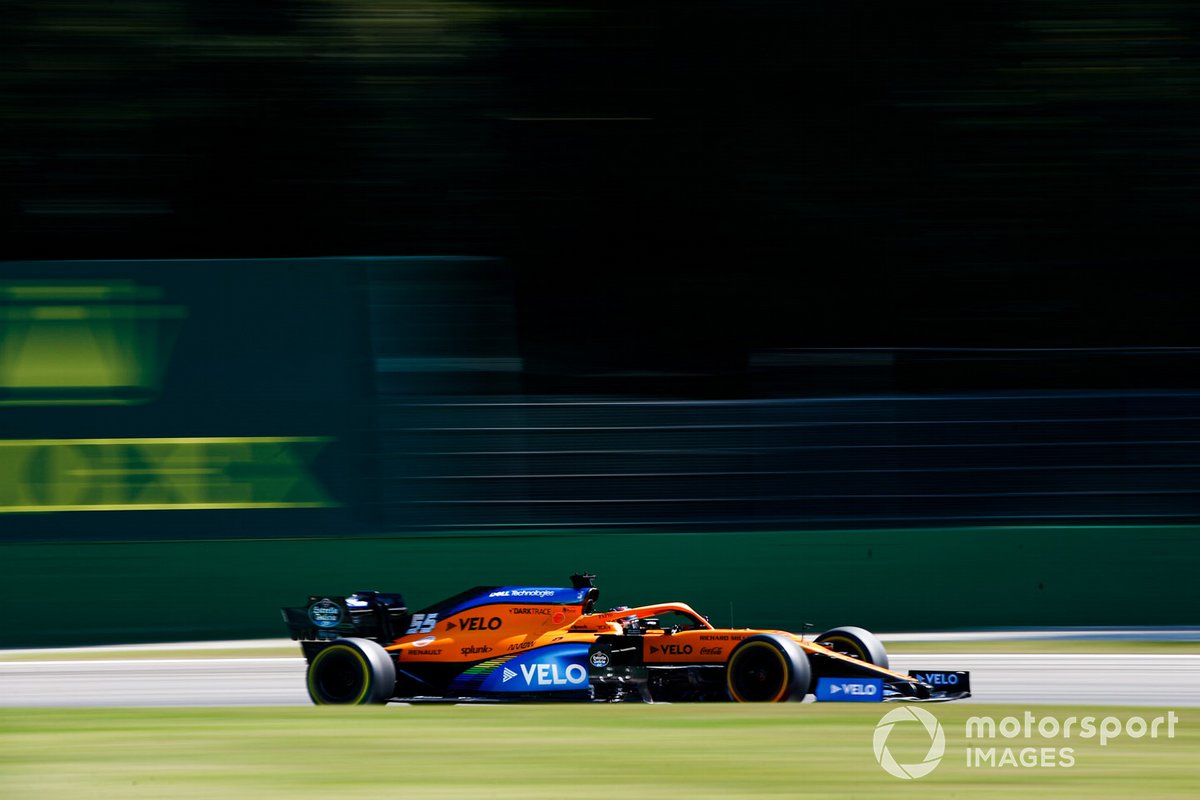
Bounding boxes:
[449,643,591,695]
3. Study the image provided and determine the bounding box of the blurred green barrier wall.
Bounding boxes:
[3,525,1195,647]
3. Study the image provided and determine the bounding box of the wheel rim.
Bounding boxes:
[309,646,370,704]
[728,642,790,702]
[818,635,866,661]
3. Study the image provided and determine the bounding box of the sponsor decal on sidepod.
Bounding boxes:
[480,643,591,692]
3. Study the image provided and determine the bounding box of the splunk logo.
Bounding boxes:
[873,707,946,779]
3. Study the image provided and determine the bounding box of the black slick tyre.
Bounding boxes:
[814,626,889,668]
[725,634,811,703]
[307,637,396,705]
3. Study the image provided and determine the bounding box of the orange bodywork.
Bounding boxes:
[384,599,916,685]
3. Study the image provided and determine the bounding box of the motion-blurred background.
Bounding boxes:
[2,1,1198,646]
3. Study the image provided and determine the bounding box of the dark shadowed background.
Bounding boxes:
[2,2,1198,644]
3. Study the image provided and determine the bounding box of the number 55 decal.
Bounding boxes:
[406,613,438,635]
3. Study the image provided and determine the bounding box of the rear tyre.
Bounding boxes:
[725,634,811,703]
[814,626,888,668]
[307,638,396,705]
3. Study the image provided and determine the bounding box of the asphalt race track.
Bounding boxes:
[2,654,1198,707]
[0,658,308,708]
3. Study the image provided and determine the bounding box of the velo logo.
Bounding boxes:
[873,707,946,779]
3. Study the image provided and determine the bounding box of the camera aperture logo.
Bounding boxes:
[873,707,946,779]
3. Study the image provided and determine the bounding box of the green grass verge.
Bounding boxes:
[0,705,1193,799]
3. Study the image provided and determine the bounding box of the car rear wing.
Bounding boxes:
[281,591,409,644]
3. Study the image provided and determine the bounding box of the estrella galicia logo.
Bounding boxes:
[873,707,946,779]
[308,598,342,629]
[589,651,610,668]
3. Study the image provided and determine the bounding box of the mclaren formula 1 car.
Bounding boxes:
[281,574,970,704]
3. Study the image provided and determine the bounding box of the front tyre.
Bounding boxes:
[725,634,811,702]
[307,638,396,705]
[814,626,888,668]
